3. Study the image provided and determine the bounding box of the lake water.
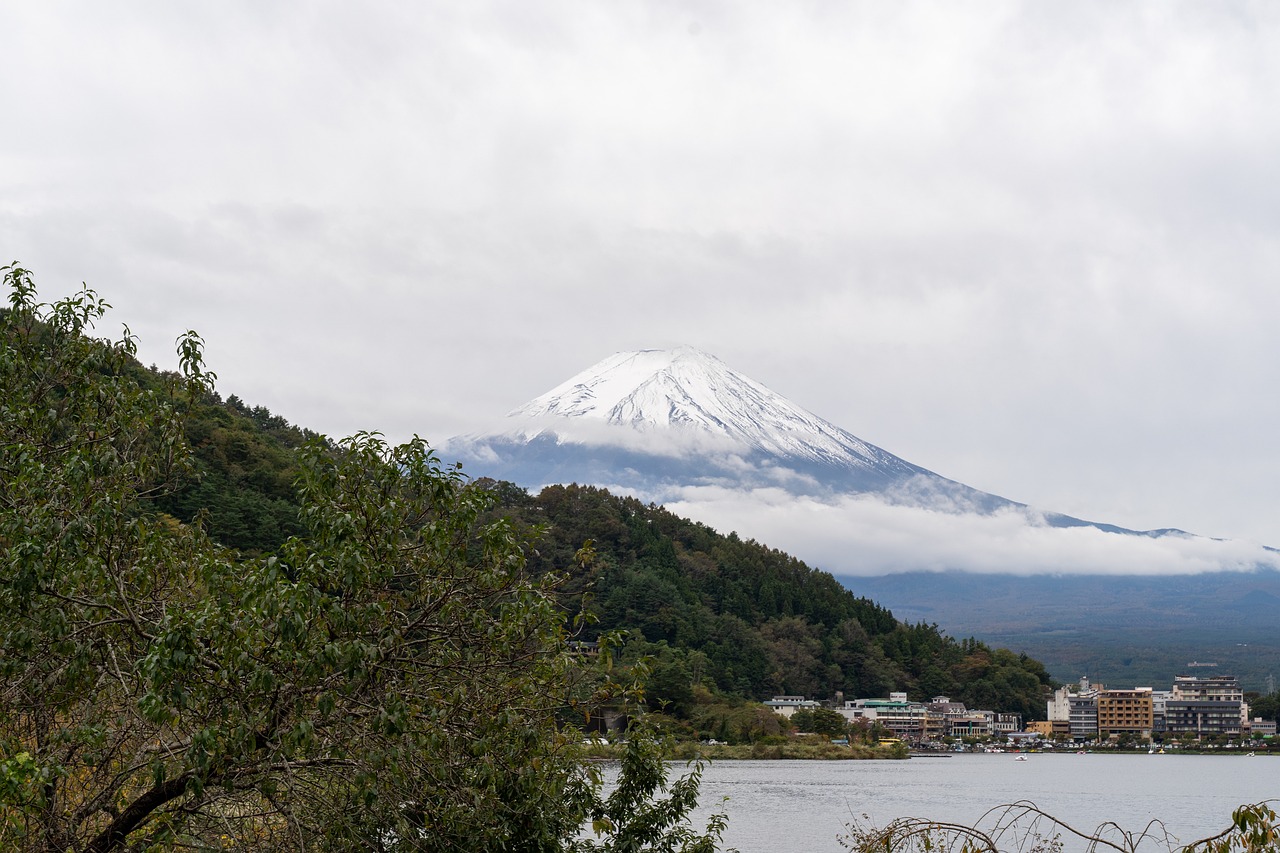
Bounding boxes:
[605,754,1279,853]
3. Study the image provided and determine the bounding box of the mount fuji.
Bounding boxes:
[448,346,1016,511]
[443,347,1278,577]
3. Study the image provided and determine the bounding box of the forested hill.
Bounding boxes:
[485,482,1053,719]
[148,391,316,555]
[150,390,1053,720]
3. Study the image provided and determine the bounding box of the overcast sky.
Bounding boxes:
[5,2,1280,552]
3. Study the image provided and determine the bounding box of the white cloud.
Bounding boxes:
[664,486,1280,577]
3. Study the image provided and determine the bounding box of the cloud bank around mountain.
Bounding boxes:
[658,485,1279,577]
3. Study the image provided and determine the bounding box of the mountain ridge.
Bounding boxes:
[445,346,1260,551]
[849,568,1280,691]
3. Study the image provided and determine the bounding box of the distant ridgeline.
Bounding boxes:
[146,384,1053,719]
[852,570,1280,694]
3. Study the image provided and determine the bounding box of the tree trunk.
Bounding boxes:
[82,776,191,853]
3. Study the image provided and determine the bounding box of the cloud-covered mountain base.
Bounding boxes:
[453,432,1280,577]
[660,486,1280,577]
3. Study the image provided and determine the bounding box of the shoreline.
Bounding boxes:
[576,742,1277,761]
[578,741,907,761]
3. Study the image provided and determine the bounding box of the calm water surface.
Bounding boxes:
[610,754,1278,853]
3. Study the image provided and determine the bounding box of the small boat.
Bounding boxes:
[1014,755,1029,762]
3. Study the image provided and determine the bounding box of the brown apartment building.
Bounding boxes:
[1097,688,1154,739]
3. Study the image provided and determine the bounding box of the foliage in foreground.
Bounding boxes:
[571,717,730,853]
[0,264,726,852]
[841,800,1280,853]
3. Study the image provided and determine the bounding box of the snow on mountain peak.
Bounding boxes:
[469,346,916,474]
[513,346,726,424]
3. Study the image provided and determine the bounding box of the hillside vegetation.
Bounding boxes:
[144,390,1054,720]
[490,483,1054,720]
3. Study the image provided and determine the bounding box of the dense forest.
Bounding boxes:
[149,392,316,553]
[147,385,1054,721]
[491,483,1054,720]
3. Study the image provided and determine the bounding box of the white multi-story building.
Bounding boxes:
[763,695,821,718]
[840,697,928,741]
[1068,691,1100,741]
[1248,718,1277,737]
[1171,675,1249,728]
[994,713,1023,736]
[1150,690,1173,733]
[1046,686,1072,723]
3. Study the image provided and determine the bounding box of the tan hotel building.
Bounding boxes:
[1097,687,1154,739]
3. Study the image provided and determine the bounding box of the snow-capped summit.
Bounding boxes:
[501,346,914,473]
[445,346,1005,507]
